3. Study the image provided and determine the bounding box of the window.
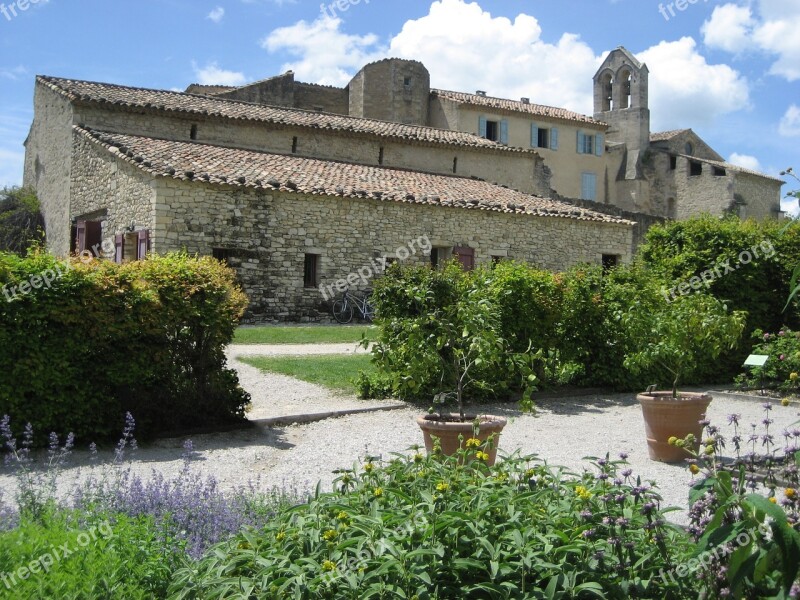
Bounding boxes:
[430,247,451,268]
[479,116,508,144]
[452,246,475,271]
[113,230,149,263]
[713,166,727,177]
[602,254,620,272]
[403,76,412,87]
[378,147,384,165]
[452,157,458,174]
[667,198,676,219]
[685,142,694,156]
[292,136,298,154]
[577,131,603,156]
[669,155,677,170]
[581,172,597,201]
[190,124,198,140]
[303,254,319,288]
[212,248,232,264]
[531,124,559,150]
[690,161,702,176]
[76,220,102,256]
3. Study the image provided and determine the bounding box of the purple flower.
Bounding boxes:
[621,468,633,477]
[763,402,773,411]
[728,414,741,426]
[779,331,786,337]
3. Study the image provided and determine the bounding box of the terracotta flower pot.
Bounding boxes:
[637,391,712,463]
[416,414,507,466]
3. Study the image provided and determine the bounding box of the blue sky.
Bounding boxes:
[1,0,798,211]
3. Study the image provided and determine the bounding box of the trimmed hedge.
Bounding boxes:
[0,251,250,444]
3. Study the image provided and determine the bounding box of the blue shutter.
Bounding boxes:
[479,116,487,138]
[531,123,539,148]
[576,131,584,154]
[550,127,559,150]
[500,119,509,145]
[595,133,604,156]
[581,173,597,201]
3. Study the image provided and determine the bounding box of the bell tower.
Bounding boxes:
[593,47,650,181]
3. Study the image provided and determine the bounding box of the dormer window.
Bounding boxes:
[685,142,694,156]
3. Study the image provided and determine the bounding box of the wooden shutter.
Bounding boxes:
[114,234,124,264]
[531,123,539,148]
[76,220,87,253]
[576,131,584,154]
[499,120,509,145]
[581,173,597,201]
[478,116,487,139]
[452,246,475,271]
[137,230,149,260]
[550,128,559,150]
[595,133,604,156]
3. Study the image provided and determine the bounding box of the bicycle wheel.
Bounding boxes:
[332,298,354,324]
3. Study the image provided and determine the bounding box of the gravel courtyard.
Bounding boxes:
[1,342,798,527]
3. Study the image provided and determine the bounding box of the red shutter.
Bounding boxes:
[76,221,87,253]
[137,229,149,260]
[453,246,475,271]
[114,234,124,264]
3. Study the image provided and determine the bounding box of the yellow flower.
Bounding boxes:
[524,468,536,479]
[575,485,592,500]
[322,560,337,572]
[322,529,338,541]
[786,488,797,499]
[475,451,490,462]
[275,532,286,542]
[363,462,374,473]
[769,497,777,504]
[689,464,700,475]
[783,398,791,407]
[465,438,482,449]
[436,482,450,492]
[791,372,799,381]
[373,487,383,498]
[336,511,349,522]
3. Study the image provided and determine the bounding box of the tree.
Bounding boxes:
[0,187,45,256]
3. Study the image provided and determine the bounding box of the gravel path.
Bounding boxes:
[1,343,798,528]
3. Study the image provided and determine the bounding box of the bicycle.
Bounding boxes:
[332,288,375,323]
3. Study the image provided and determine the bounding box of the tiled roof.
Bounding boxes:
[184,84,235,95]
[650,129,690,142]
[75,126,632,225]
[675,153,785,183]
[432,89,604,126]
[39,76,524,153]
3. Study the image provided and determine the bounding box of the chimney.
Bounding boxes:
[521,97,530,104]
[476,90,487,97]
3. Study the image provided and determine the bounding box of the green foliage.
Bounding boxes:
[0,510,176,599]
[169,448,695,599]
[0,252,250,444]
[367,262,535,416]
[638,215,800,379]
[623,293,746,397]
[736,327,800,391]
[0,187,45,257]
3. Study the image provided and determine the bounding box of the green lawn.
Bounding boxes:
[233,325,378,345]
[240,354,376,394]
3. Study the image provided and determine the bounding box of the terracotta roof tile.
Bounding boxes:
[432,89,604,126]
[75,126,633,225]
[39,76,526,153]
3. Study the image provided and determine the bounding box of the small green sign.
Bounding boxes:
[743,354,769,367]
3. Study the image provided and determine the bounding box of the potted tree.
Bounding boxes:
[367,262,535,466]
[623,293,746,462]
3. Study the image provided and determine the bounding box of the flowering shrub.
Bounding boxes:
[170,444,695,599]
[737,327,800,392]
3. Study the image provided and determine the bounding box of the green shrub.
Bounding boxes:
[736,327,800,392]
[0,187,45,257]
[0,252,250,443]
[0,510,177,599]
[169,448,695,599]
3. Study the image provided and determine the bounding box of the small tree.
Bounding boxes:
[0,187,45,256]
[623,293,746,397]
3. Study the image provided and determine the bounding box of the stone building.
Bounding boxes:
[22,48,780,321]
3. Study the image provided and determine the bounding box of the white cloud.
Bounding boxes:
[207,7,225,23]
[261,0,750,131]
[781,196,799,217]
[703,1,800,81]
[728,152,762,171]
[0,65,28,80]
[637,38,750,131]
[701,4,755,53]
[191,61,246,86]
[780,104,800,137]
[261,16,385,86]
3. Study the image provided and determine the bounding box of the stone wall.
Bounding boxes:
[294,83,349,114]
[734,172,782,220]
[152,178,633,322]
[214,72,295,106]
[23,85,75,255]
[348,59,430,125]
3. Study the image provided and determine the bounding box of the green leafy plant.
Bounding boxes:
[623,293,746,397]
[169,445,695,599]
[0,187,45,256]
[736,327,800,392]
